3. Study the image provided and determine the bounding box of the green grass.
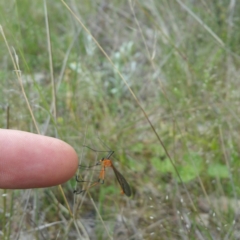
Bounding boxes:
[1,0,240,239]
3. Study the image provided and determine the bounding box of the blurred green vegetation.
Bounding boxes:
[1,0,240,239]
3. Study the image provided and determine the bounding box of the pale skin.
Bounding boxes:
[0,129,78,189]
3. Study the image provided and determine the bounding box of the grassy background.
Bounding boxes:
[1,0,240,239]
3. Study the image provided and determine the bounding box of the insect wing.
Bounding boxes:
[112,166,131,197]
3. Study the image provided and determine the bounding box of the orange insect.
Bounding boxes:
[74,148,131,197]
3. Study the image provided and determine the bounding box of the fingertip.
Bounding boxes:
[0,129,78,189]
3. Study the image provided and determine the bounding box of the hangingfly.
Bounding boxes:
[74,148,131,197]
